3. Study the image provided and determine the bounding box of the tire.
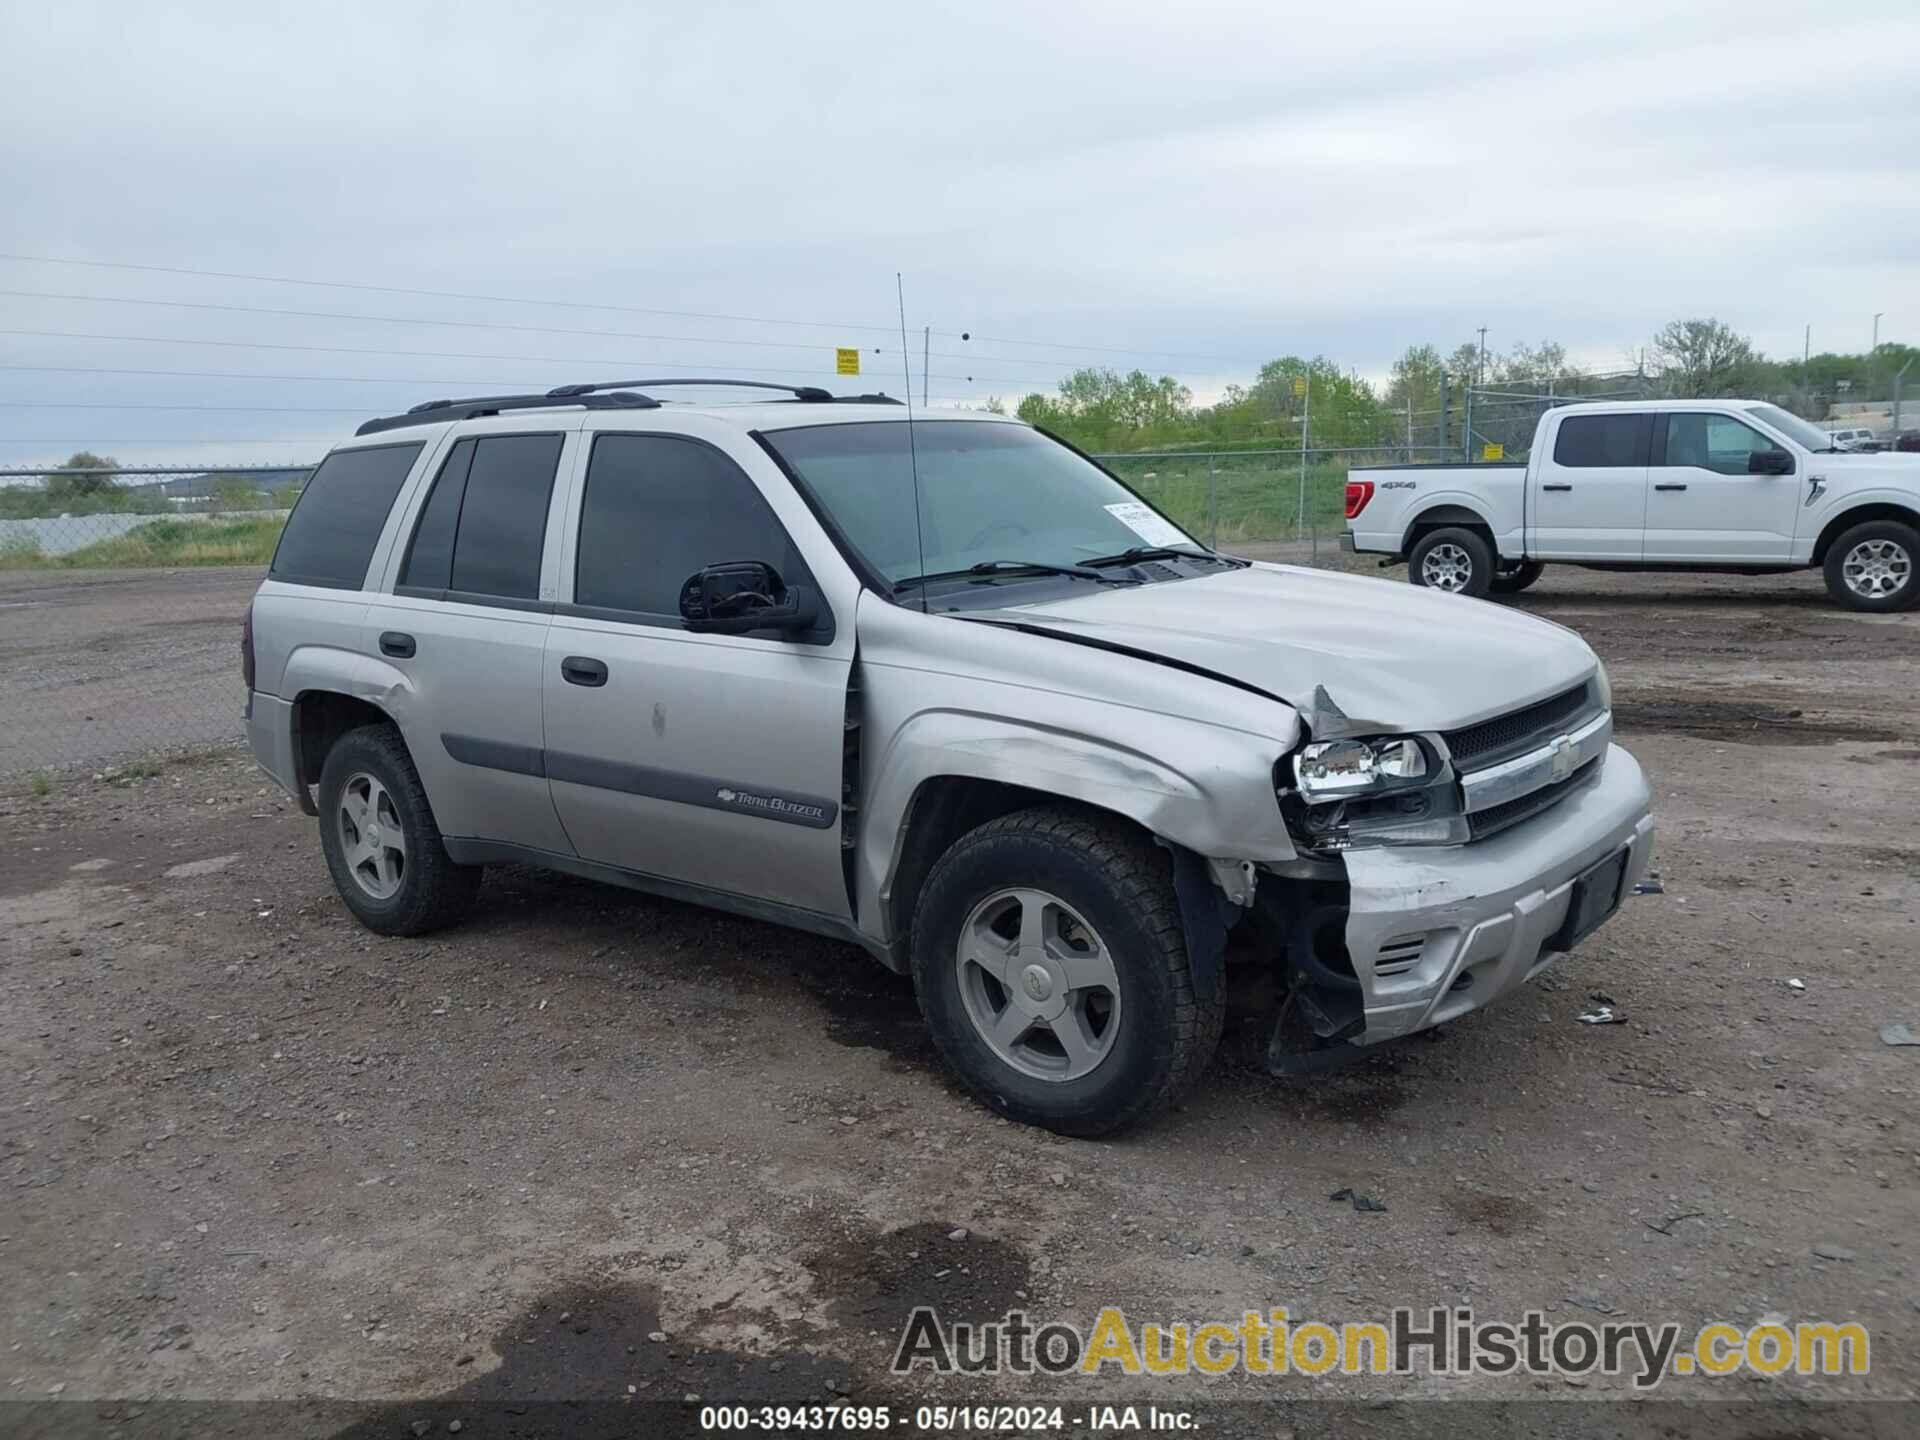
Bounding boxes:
[316,723,480,936]
[1408,527,1495,598]
[1489,560,1545,595]
[1822,519,1920,613]
[909,807,1225,1137]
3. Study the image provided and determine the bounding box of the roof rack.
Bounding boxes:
[353,378,902,436]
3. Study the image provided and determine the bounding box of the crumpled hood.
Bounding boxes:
[991,562,1599,733]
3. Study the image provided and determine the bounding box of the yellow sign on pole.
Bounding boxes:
[835,347,861,377]
[1291,376,1309,398]
[1482,442,1505,461]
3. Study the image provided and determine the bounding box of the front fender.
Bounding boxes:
[1801,485,1920,561]
[857,707,1301,947]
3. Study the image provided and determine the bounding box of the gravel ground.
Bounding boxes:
[2,562,1917,1437]
[0,565,259,776]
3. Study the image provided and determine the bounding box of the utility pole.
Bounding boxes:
[1476,326,1489,385]
[921,325,930,407]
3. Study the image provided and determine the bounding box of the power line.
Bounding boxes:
[0,252,900,335]
[0,286,1134,377]
[930,329,1257,366]
[1,252,1269,372]
[0,287,911,357]
[0,333,1067,391]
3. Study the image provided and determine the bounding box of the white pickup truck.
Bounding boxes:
[1343,399,1920,611]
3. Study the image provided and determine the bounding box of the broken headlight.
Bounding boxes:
[1292,737,1429,800]
[1279,735,1464,851]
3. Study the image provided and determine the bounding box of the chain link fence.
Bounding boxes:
[0,464,311,779]
[1095,445,1455,558]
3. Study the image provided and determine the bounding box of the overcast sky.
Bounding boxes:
[3,0,1918,468]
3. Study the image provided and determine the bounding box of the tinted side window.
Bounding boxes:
[575,435,802,617]
[398,439,474,592]
[1663,414,1778,475]
[269,443,422,588]
[1552,415,1649,468]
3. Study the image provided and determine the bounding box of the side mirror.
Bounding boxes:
[1748,448,1794,475]
[678,560,818,636]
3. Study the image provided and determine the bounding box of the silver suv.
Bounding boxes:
[246,379,1654,1135]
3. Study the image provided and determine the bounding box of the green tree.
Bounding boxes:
[45,451,121,508]
[1385,344,1447,414]
[1492,340,1582,388]
[1014,368,1194,450]
[1651,318,1758,398]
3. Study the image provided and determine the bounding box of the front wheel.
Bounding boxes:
[910,808,1224,1137]
[1490,560,1545,595]
[1408,527,1495,598]
[1823,520,1919,612]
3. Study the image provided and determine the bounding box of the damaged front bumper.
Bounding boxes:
[1292,743,1653,1057]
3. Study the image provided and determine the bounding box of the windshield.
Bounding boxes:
[1745,403,1835,452]
[762,421,1201,587]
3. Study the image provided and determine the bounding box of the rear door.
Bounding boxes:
[1528,411,1652,560]
[1643,410,1799,561]
[541,429,854,921]
[362,428,576,853]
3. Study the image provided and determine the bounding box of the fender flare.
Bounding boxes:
[1400,496,1498,554]
[856,708,1299,950]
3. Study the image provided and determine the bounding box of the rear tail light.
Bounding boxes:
[1344,480,1375,519]
[241,603,256,692]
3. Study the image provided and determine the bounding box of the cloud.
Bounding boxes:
[2,0,1917,464]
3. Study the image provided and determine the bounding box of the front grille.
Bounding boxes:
[1444,682,1594,768]
[1466,757,1600,841]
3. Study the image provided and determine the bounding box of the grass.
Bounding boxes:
[1104,456,1353,543]
[28,771,52,798]
[0,516,286,571]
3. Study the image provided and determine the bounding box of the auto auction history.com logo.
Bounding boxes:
[891,1306,1870,1389]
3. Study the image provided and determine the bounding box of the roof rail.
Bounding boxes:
[545,378,836,401]
[354,391,660,436]
[353,379,904,436]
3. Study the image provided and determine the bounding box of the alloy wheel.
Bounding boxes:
[954,887,1122,1082]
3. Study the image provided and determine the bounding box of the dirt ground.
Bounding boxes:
[0,566,258,776]
[3,561,1917,1437]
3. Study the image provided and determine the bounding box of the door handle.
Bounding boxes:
[560,655,608,688]
[379,631,415,658]
[1653,483,1688,492]
[1542,483,1573,492]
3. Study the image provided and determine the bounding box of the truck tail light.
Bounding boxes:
[241,602,256,692]
[1344,480,1374,519]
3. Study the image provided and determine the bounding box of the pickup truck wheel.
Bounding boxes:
[1823,520,1919,612]
[1408,527,1494,598]
[910,807,1224,1137]
[1489,560,1544,595]
[317,724,480,936]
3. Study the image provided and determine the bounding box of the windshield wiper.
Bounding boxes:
[893,559,1126,594]
[1082,544,1231,568]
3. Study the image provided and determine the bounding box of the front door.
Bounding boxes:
[1528,411,1652,560]
[1642,411,1801,561]
[541,431,853,921]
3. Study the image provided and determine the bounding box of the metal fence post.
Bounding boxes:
[1463,386,1475,462]
[1207,455,1218,549]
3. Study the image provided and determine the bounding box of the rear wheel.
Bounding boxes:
[1408,527,1495,598]
[1823,520,1919,612]
[317,724,480,935]
[1490,560,1545,595]
[910,807,1224,1136]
